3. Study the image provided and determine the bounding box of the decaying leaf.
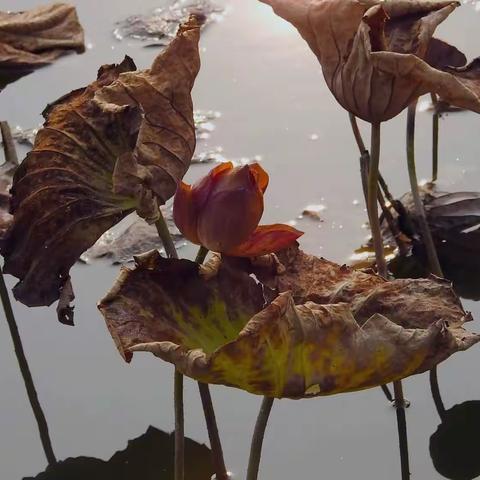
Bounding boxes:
[0,3,85,89]
[1,16,202,320]
[260,0,480,122]
[357,186,480,300]
[99,248,479,399]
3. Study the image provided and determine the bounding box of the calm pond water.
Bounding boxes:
[1,0,480,479]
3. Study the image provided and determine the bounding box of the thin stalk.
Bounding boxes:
[155,212,179,260]
[349,115,393,402]
[246,396,274,480]
[195,246,229,480]
[431,93,439,182]
[406,102,443,277]
[174,369,184,480]
[198,383,229,479]
[369,123,388,278]
[0,267,57,465]
[407,102,446,468]
[155,209,183,479]
[393,381,410,480]
[195,245,209,264]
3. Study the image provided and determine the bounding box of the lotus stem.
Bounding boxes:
[194,246,229,480]
[393,381,410,480]
[407,102,449,433]
[431,93,439,182]
[155,209,183,479]
[195,245,209,264]
[406,102,443,278]
[155,211,179,260]
[349,115,393,402]
[246,396,274,480]
[0,267,57,465]
[369,122,388,278]
[174,368,185,480]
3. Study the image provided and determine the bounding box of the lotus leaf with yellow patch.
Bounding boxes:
[98,247,479,399]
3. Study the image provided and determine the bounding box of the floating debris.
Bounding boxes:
[299,204,327,221]
[6,110,220,149]
[81,212,185,265]
[113,0,225,44]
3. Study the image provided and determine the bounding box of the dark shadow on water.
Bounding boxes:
[24,426,214,480]
[430,401,480,480]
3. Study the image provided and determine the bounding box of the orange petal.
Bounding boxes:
[225,224,303,257]
[173,181,200,245]
[249,163,269,193]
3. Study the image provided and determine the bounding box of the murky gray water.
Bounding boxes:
[1,0,480,479]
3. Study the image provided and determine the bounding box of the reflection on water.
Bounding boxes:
[430,401,480,480]
[25,426,214,480]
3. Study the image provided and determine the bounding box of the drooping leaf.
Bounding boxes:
[99,249,479,399]
[1,17,202,320]
[260,0,480,122]
[0,3,85,90]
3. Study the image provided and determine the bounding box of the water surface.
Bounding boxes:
[1,1,480,479]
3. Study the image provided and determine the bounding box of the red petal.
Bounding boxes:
[225,224,303,257]
[173,182,201,245]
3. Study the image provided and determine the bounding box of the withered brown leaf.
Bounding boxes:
[0,3,85,89]
[99,248,478,398]
[260,0,480,122]
[1,17,202,321]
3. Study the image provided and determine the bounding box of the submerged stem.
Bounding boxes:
[393,381,410,480]
[369,123,388,278]
[0,267,57,465]
[246,396,274,480]
[406,102,443,277]
[431,93,439,182]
